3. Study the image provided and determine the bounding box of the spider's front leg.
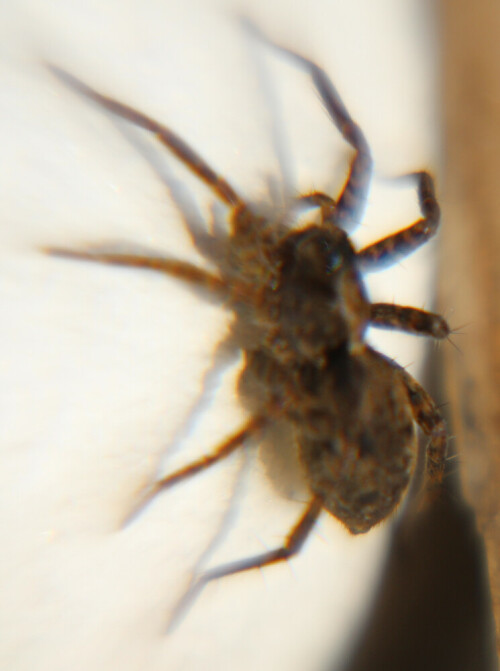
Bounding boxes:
[295,192,337,224]
[47,65,246,210]
[370,303,450,340]
[243,19,373,231]
[44,66,256,281]
[45,247,228,299]
[357,171,440,271]
[302,62,373,231]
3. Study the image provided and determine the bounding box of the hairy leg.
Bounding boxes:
[357,171,440,271]
[123,416,265,524]
[242,19,373,231]
[401,368,448,485]
[45,247,228,298]
[370,303,449,339]
[168,496,323,630]
[47,65,246,209]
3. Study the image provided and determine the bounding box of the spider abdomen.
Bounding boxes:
[297,348,416,534]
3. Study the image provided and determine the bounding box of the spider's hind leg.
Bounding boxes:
[198,495,323,580]
[167,494,323,630]
[123,416,266,525]
[400,367,448,486]
[174,496,322,623]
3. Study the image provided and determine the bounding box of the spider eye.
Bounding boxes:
[328,251,343,273]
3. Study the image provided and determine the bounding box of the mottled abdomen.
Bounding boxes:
[296,348,416,534]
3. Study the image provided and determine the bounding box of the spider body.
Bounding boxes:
[46,24,449,616]
[227,213,413,533]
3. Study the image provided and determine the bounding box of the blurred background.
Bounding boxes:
[0,0,497,669]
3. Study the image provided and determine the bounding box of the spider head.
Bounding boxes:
[276,225,370,363]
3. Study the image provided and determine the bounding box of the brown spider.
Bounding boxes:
[46,26,448,619]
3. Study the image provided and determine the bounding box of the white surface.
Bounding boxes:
[0,1,439,670]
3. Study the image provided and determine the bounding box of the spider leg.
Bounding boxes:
[159,331,240,459]
[168,496,323,628]
[123,416,265,525]
[357,171,440,271]
[47,65,246,210]
[370,303,450,339]
[400,368,448,485]
[295,191,337,224]
[297,58,372,231]
[45,247,228,299]
[241,19,372,231]
[200,495,322,578]
[131,333,240,521]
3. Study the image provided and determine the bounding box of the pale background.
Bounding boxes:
[0,1,439,670]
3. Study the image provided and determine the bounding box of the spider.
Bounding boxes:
[46,24,449,621]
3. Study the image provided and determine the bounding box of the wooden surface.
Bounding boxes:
[440,0,500,656]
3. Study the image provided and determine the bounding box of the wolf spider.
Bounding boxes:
[47,28,448,615]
